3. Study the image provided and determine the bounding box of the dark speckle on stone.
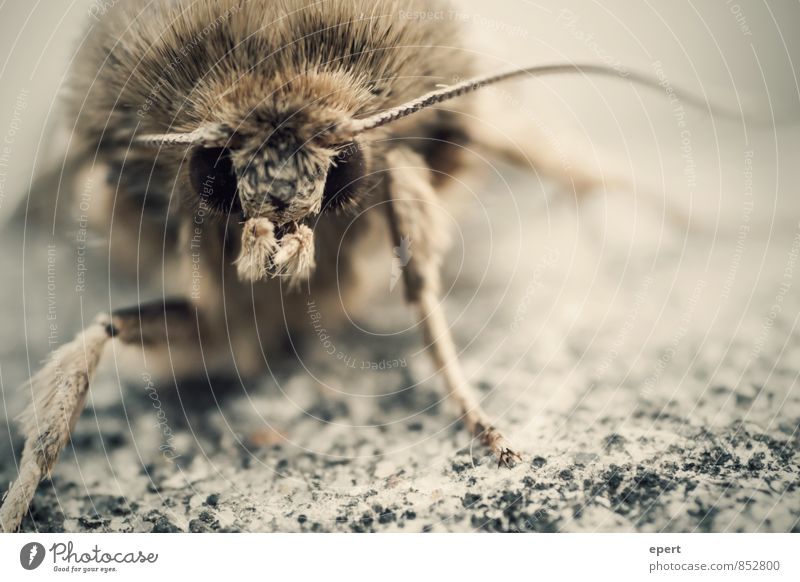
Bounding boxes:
[308,399,350,423]
[688,500,720,533]
[91,495,132,517]
[462,493,482,508]
[205,494,220,507]
[604,465,624,492]
[199,510,215,524]
[604,433,627,451]
[477,380,492,392]
[559,469,574,480]
[148,512,181,533]
[747,454,765,471]
[78,514,109,530]
[350,513,375,532]
[378,510,396,524]
[107,432,126,448]
[451,460,471,473]
[532,456,547,468]
[189,519,211,533]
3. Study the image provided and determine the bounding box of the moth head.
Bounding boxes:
[216,125,370,224]
[137,77,377,226]
[155,117,371,286]
[137,122,368,228]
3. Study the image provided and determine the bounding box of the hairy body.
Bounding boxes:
[66,0,476,375]
[1,0,619,531]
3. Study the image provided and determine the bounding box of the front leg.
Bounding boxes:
[385,148,521,467]
[0,298,198,532]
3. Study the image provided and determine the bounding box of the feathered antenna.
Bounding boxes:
[138,62,742,147]
[133,64,670,147]
[344,62,727,134]
[135,123,233,148]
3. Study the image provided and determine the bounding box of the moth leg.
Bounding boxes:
[0,298,196,532]
[385,148,522,467]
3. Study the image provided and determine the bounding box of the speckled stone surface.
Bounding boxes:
[2,126,799,533]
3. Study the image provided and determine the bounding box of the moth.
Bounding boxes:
[0,0,699,531]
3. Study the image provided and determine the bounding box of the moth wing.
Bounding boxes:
[469,86,629,194]
[4,119,100,237]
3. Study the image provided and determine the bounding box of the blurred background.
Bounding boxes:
[0,1,798,532]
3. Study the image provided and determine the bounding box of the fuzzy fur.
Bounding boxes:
[235,217,278,281]
[272,223,317,287]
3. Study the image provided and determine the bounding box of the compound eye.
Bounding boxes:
[189,147,240,214]
[322,141,367,213]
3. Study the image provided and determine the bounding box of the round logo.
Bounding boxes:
[20,542,46,570]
